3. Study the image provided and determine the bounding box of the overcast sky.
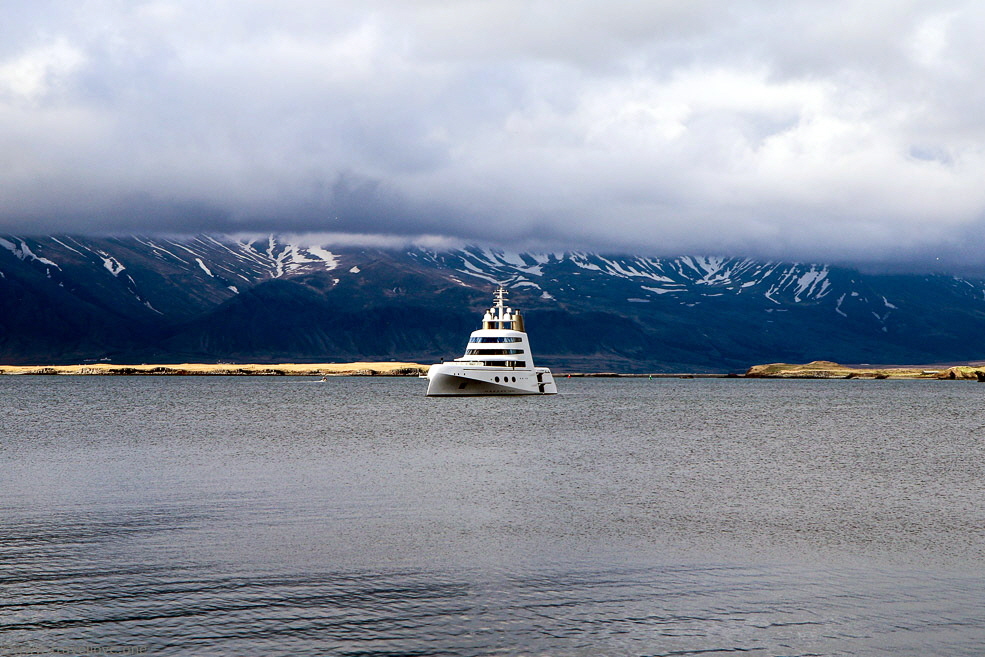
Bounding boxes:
[3,1,985,269]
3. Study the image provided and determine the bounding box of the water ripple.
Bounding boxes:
[2,377,985,655]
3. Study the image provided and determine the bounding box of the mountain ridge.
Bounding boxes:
[3,233,985,371]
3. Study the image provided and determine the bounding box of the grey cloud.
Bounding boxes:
[3,1,985,270]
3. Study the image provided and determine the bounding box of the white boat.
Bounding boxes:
[426,286,558,396]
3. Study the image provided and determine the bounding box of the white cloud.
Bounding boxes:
[3,0,985,269]
[0,38,86,100]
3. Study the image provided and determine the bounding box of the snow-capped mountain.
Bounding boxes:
[419,248,842,306]
[0,234,340,317]
[3,234,985,371]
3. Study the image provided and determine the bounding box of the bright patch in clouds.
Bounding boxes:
[0,38,86,100]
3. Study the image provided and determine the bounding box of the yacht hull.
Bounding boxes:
[426,364,557,396]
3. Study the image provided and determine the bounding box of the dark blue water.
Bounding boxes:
[1,376,984,656]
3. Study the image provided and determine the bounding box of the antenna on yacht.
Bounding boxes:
[486,285,524,331]
[485,286,510,329]
[494,285,508,308]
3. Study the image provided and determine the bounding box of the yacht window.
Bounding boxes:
[465,349,524,355]
[468,337,522,343]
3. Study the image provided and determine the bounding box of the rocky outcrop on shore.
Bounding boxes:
[745,360,985,380]
[930,366,985,380]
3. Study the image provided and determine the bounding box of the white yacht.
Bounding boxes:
[426,286,557,396]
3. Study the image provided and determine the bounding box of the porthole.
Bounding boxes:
[512,377,516,382]
[494,376,500,382]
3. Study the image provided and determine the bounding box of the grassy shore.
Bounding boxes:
[745,360,985,380]
[0,362,430,376]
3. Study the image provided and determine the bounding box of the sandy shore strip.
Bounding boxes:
[0,362,430,376]
[5,359,984,379]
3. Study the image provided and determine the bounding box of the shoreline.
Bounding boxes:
[0,364,727,377]
[2,359,984,380]
[0,362,430,376]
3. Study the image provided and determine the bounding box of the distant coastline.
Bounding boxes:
[0,362,430,376]
[0,364,729,378]
[3,359,985,379]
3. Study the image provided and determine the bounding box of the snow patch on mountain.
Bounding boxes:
[99,252,125,276]
[458,259,500,284]
[793,267,830,302]
[135,238,184,262]
[642,286,678,295]
[221,236,341,279]
[306,246,339,270]
[1,237,61,269]
[571,253,602,271]
[267,236,287,278]
[50,236,85,256]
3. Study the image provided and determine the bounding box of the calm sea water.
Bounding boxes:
[1,376,984,656]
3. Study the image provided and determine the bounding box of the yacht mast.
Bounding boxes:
[482,286,523,331]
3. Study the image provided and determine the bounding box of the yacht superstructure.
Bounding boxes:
[425,287,557,396]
